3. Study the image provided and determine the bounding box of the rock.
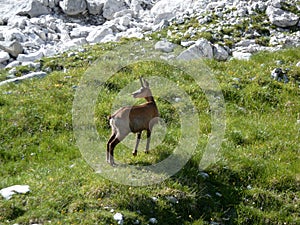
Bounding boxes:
[0,51,10,63]
[181,41,195,47]
[199,171,209,179]
[3,29,26,42]
[48,0,60,8]
[296,61,300,67]
[113,212,123,225]
[86,27,114,43]
[61,38,88,51]
[5,61,21,69]
[103,0,128,20]
[235,39,257,47]
[86,0,105,15]
[118,15,132,27]
[266,6,299,28]
[0,71,47,86]
[152,19,169,31]
[0,185,30,200]
[155,40,175,53]
[151,0,193,24]
[7,15,28,29]
[269,0,283,8]
[117,27,143,39]
[59,0,87,16]
[232,51,252,60]
[213,44,229,61]
[271,68,289,83]
[0,41,23,57]
[177,38,213,60]
[166,196,178,204]
[70,26,94,38]
[149,218,158,224]
[17,0,50,18]
[17,50,44,62]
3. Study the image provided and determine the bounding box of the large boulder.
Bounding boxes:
[0,51,10,63]
[266,6,299,28]
[86,26,114,43]
[0,41,23,57]
[151,0,193,24]
[155,40,175,53]
[102,0,128,20]
[59,0,87,16]
[86,0,105,15]
[213,44,229,61]
[177,38,214,60]
[17,0,50,18]
[0,0,48,20]
[17,50,44,62]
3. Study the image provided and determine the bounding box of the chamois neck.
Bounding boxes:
[145,96,155,103]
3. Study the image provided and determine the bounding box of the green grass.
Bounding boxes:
[0,44,300,224]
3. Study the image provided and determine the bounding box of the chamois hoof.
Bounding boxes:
[132,151,137,156]
[144,150,149,154]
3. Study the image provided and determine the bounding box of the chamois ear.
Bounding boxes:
[139,77,144,87]
[143,78,149,87]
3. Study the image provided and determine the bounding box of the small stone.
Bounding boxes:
[199,171,209,179]
[166,196,178,204]
[149,218,158,224]
[113,212,123,225]
[215,192,222,197]
[0,185,30,200]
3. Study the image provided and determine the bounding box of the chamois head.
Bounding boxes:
[132,77,152,99]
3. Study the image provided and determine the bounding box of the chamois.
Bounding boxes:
[107,77,159,166]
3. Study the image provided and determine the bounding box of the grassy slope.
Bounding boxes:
[0,42,299,224]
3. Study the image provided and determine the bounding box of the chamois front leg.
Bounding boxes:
[133,132,141,156]
[145,129,151,154]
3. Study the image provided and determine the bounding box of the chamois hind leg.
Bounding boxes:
[108,137,120,166]
[107,132,116,163]
[145,129,151,154]
[133,132,142,156]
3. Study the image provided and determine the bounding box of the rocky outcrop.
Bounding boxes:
[0,0,298,73]
[266,6,299,28]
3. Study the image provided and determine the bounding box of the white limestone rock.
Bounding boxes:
[86,27,114,43]
[0,185,30,200]
[266,6,299,28]
[0,51,10,63]
[7,16,28,29]
[17,50,44,62]
[232,51,252,60]
[86,0,105,15]
[3,29,26,42]
[59,0,87,16]
[17,0,50,18]
[177,38,213,60]
[0,72,47,86]
[213,44,229,61]
[0,41,23,58]
[103,0,128,20]
[155,40,175,53]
